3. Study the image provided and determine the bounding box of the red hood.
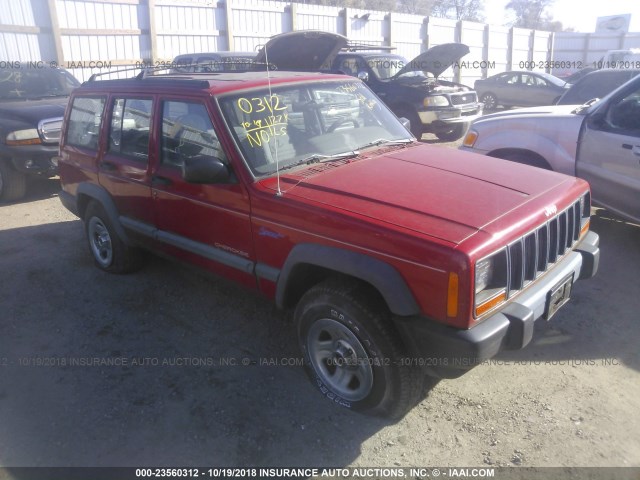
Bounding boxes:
[259,145,574,245]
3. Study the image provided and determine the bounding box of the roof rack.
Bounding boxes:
[86,61,274,82]
[343,43,396,52]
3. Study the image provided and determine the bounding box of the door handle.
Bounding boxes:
[151,175,173,186]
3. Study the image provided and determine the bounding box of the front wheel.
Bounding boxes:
[435,123,466,142]
[295,279,422,418]
[395,108,423,140]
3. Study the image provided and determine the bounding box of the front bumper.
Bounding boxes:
[2,144,59,177]
[393,230,600,378]
[418,104,483,127]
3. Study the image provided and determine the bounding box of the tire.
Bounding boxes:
[295,279,422,419]
[0,160,27,202]
[84,201,143,273]
[435,123,466,142]
[480,92,497,110]
[395,107,423,140]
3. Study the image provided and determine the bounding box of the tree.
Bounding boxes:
[398,0,435,15]
[431,0,485,22]
[506,0,563,30]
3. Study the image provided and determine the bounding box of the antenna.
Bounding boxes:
[263,46,282,197]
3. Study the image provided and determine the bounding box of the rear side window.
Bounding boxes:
[66,96,105,150]
[108,98,153,163]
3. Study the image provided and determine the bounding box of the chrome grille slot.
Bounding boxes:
[559,210,568,255]
[524,233,537,282]
[506,200,583,298]
[508,241,524,292]
[549,217,559,263]
[536,226,548,273]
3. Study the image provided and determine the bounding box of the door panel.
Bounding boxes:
[578,88,640,222]
[97,97,154,229]
[152,99,256,288]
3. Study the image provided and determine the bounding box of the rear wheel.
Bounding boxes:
[295,279,422,419]
[0,160,27,202]
[84,201,143,273]
[480,92,497,110]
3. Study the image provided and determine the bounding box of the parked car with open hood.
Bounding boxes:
[256,30,482,141]
[0,64,80,201]
[474,71,569,110]
[461,73,640,224]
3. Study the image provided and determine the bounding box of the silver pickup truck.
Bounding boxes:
[460,74,640,224]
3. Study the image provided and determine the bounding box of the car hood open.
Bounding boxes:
[394,43,470,78]
[255,30,348,71]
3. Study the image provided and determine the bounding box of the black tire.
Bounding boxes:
[295,279,422,419]
[395,107,423,140]
[84,201,143,273]
[435,123,466,142]
[480,92,497,110]
[0,160,27,202]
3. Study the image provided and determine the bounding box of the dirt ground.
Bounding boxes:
[0,170,639,470]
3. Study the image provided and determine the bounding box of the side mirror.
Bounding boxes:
[182,156,230,184]
[357,71,369,82]
[399,117,411,132]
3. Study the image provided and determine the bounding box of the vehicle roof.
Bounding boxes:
[335,51,405,59]
[173,51,256,59]
[74,71,349,96]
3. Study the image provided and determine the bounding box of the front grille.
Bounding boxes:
[506,200,582,296]
[38,117,64,144]
[450,92,477,105]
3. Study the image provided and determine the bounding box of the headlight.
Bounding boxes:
[423,95,449,107]
[475,257,494,293]
[475,250,508,317]
[6,129,41,146]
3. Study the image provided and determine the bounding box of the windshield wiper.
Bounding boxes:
[278,150,360,173]
[356,138,413,150]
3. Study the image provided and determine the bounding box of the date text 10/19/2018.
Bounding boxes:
[135,467,496,478]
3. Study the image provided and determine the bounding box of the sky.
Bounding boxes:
[483,0,640,32]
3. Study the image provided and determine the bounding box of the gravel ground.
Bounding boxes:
[0,165,639,470]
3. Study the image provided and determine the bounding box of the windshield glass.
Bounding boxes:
[0,67,79,100]
[538,72,566,87]
[367,55,426,80]
[220,80,412,177]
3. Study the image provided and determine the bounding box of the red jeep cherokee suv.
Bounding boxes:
[58,69,599,418]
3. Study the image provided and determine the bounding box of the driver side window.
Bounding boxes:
[607,89,640,134]
[160,100,226,168]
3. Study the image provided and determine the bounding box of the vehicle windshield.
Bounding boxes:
[219,80,412,177]
[538,72,567,87]
[0,67,80,101]
[367,55,427,80]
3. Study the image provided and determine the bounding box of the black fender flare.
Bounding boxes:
[76,183,131,244]
[276,243,420,316]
